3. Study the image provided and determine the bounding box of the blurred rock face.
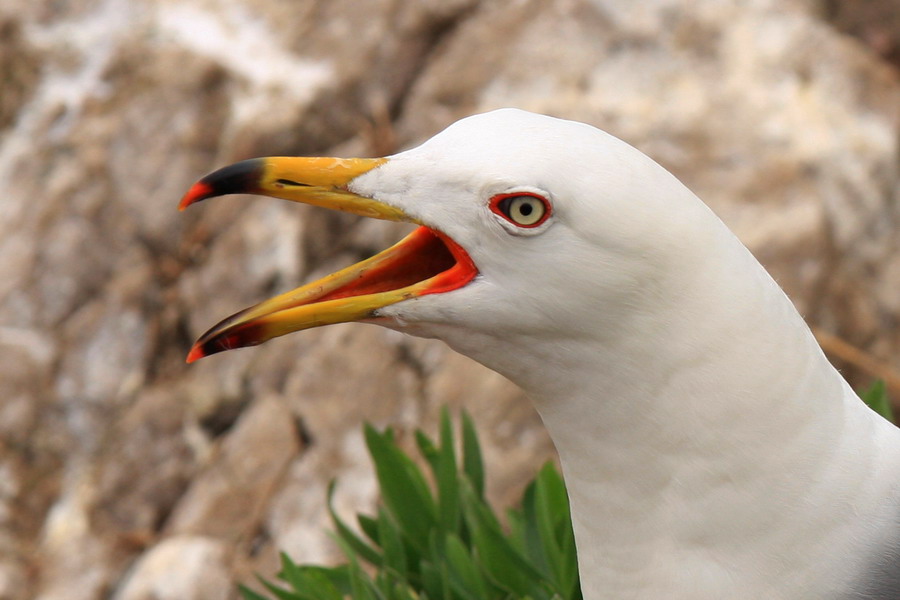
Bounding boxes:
[0,0,897,598]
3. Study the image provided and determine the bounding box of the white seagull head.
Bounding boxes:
[180,108,900,599]
[181,109,723,395]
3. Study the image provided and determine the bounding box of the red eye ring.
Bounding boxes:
[489,192,552,228]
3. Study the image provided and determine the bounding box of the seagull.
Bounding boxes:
[180,109,900,599]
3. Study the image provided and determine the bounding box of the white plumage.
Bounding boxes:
[185,109,900,598]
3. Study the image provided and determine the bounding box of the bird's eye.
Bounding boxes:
[490,193,551,228]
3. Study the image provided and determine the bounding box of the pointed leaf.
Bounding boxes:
[240,584,278,600]
[461,411,485,498]
[536,465,580,599]
[358,513,381,545]
[261,578,302,600]
[365,424,438,549]
[520,480,551,574]
[437,408,460,534]
[327,481,383,566]
[443,533,492,599]
[415,429,441,475]
[378,508,409,579]
[463,485,546,598]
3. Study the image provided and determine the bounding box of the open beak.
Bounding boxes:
[179,157,478,363]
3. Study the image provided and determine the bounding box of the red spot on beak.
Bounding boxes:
[178,181,214,211]
[185,344,206,363]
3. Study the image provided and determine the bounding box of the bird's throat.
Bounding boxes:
[517,243,890,599]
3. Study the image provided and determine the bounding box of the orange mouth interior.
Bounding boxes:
[318,226,476,302]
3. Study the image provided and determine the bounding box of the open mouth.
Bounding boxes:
[306,226,473,304]
[181,155,478,363]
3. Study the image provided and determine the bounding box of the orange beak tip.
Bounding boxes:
[178,181,214,211]
[185,345,206,364]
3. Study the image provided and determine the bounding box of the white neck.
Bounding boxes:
[458,227,900,599]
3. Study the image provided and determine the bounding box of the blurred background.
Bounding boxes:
[1,0,899,598]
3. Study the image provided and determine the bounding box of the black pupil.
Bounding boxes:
[519,202,533,216]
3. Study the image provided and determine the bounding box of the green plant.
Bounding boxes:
[241,409,581,600]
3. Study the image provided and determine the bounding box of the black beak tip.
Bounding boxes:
[179,158,266,210]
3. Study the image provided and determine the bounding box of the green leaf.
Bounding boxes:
[348,565,379,600]
[336,537,384,600]
[420,561,444,600]
[461,411,485,499]
[463,484,547,599]
[358,514,381,546]
[276,553,309,596]
[312,565,354,597]
[519,480,551,575]
[437,408,461,534]
[860,380,895,424]
[534,463,578,598]
[301,570,343,600]
[239,584,277,600]
[505,504,526,551]
[378,508,409,580]
[274,555,346,600]
[261,578,302,600]
[364,424,439,550]
[443,533,492,599]
[415,430,440,475]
